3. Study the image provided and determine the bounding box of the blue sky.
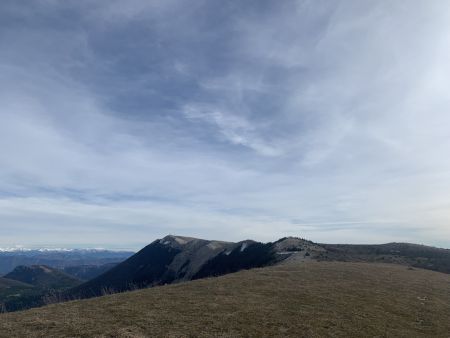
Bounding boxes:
[1,0,450,249]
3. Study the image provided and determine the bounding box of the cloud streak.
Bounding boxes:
[184,104,283,157]
[0,0,449,248]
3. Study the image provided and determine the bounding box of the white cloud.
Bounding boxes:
[183,104,283,157]
[0,0,450,248]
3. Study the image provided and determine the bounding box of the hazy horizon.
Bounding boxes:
[2,234,449,252]
[1,1,450,249]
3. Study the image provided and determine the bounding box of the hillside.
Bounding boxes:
[0,277,40,313]
[1,266,83,312]
[0,277,35,301]
[1,261,449,337]
[0,276,35,288]
[4,265,81,290]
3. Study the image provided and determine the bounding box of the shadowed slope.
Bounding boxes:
[0,277,33,289]
[68,235,278,298]
[4,265,81,290]
[0,277,35,304]
[0,277,40,313]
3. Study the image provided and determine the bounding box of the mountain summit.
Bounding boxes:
[68,235,286,298]
[60,234,450,301]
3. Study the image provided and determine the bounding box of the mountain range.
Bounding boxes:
[66,235,450,300]
[0,249,133,312]
[0,249,134,275]
[1,234,449,313]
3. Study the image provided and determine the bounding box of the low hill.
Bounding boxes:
[1,261,449,337]
[4,265,81,290]
[319,242,450,273]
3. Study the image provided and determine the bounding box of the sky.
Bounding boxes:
[1,0,450,249]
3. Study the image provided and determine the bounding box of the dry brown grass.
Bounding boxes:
[0,261,449,337]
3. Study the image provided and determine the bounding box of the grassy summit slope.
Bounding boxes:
[1,261,449,337]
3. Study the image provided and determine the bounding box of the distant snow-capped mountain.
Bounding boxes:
[0,247,122,253]
[0,244,139,252]
[0,248,134,275]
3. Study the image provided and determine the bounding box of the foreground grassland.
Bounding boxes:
[1,261,449,337]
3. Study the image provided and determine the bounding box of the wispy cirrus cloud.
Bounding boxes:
[183,104,283,157]
[0,0,450,248]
